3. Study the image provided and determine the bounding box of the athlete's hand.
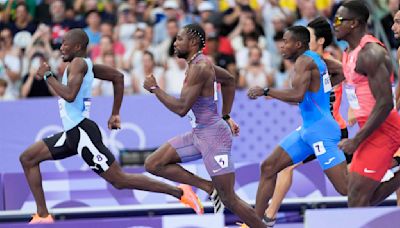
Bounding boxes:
[143,74,158,92]
[247,86,264,99]
[347,108,357,126]
[226,118,240,136]
[338,138,359,155]
[108,114,121,130]
[35,62,51,80]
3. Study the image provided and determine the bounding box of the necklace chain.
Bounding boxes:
[187,51,203,65]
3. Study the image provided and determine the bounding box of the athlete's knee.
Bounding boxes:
[260,159,279,178]
[108,176,126,190]
[217,188,237,209]
[144,156,163,174]
[19,150,36,167]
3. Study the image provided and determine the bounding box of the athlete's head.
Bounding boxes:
[334,0,369,40]
[281,26,310,60]
[392,10,400,39]
[174,23,206,59]
[60,29,89,62]
[307,16,333,53]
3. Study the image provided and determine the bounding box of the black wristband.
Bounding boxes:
[222,114,230,121]
[394,156,400,166]
[263,87,270,96]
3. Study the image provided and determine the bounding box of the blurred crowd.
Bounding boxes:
[0,0,398,100]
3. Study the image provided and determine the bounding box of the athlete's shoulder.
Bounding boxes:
[69,57,89,74]
[296,54,316,70]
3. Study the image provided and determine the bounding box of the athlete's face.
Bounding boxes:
[174,29,190,59]
[333,6,355,41]
[307,27,318,52]
[60,34,79,62]
[392,11,400,39]
[281,31,298,60]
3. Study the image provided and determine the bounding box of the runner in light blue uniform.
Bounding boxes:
[247,26,348,220]
[280,50,345,170]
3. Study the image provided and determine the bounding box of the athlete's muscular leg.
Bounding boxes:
[266,164,299,219]
[212,173,267,228]
[348,172,380,207]
[145,143,213,194]
[324,161,348,196]
[100,162,183,198]
[255,146,293,218]
[19,141,54,217]
[369,171,400,206]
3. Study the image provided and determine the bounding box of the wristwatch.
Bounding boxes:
[222,114,231,121]
[263,87,270,96]
[44,71,55,81]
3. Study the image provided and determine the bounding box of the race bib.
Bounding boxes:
[58,98,67,118]
[322,72,332,93]
[344,84,360,110]
[83,98,91,118]
[214,81,218,101]
[392,85,396,108]
[186,109,197,128]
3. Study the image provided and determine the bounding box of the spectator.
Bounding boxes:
[7,2,37,35]
[202,21,235,56]
[381,0,399,50]
[92,51,132,96]
[84,10,102,50]
[0,27,21,100]
[115,3,138,50]
[163,57,186,95]
[153,0,181,45]
[156,18,179,66]
[47,0,82,49]
[204,33,237,79]
[131,50,164,94]
[25,23,58,76]
[294,0,318,26]
[238,46,275,89]
[235,32,273,73]
[91,35,125,69]
[198,0,221,26]
[220,0,257,36]
[229,14,265,52]
[123,28,150,72]
[20,52,54,98]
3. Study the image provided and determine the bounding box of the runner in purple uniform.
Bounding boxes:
[143,23,267,228]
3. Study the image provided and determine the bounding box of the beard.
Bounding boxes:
[175,48,189,59]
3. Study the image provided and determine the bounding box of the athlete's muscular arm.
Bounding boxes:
[213,65,240,135]
[93,64,124,115]
[339,43,393,154]
[93,64,124,129]
[144,63,208,117]
[324,56,345,87]
[248,55,312,103]
[213,65,235,116]
[37,58,87,102]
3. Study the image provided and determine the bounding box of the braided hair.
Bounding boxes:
[183,23,206,51]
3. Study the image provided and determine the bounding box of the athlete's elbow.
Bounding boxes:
[383,101,394,113]
[177,109,188,117]
[64,94,76,102]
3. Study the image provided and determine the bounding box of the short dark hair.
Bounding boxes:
[286,26,310,48]
[307,16,333,49]
[67,29,89,49]
[183,23,206,50]
[341,0,369,24]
